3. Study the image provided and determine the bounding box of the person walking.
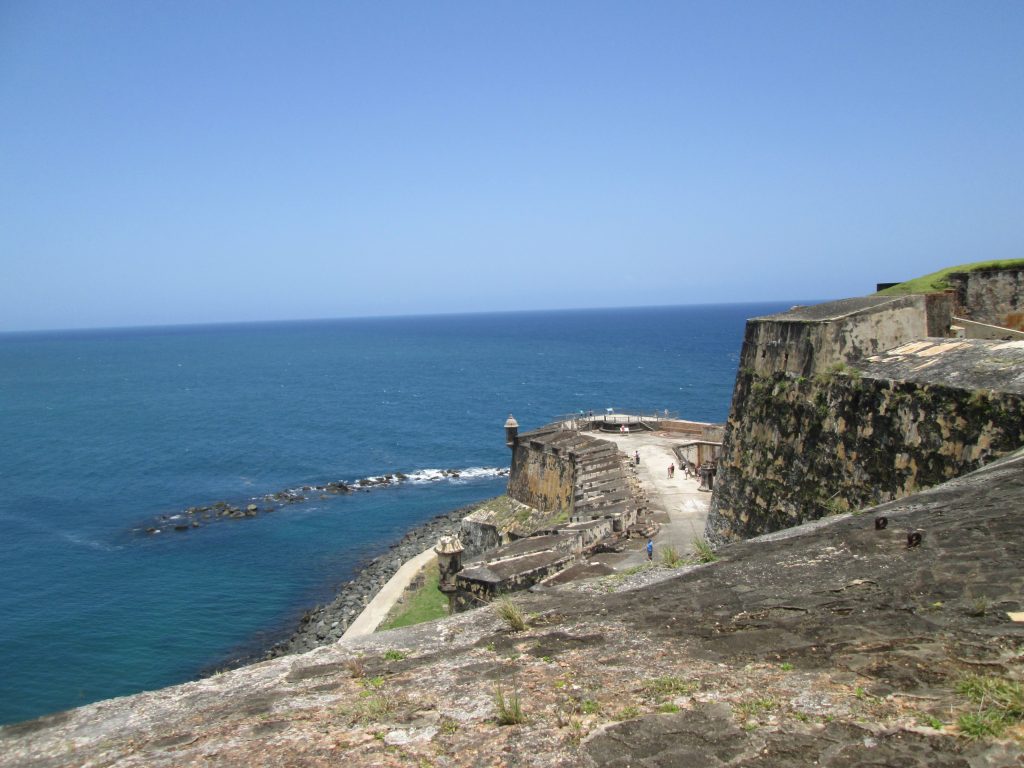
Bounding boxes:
[646,539,654,561]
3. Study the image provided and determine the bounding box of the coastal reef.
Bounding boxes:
[3,448,1022,766]
[139,467,508,535]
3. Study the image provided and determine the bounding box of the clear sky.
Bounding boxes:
[2,1,1022,332]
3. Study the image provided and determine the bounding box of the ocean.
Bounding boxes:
[0,302,790,725]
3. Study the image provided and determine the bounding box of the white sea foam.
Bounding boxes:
[405,469,446,484]
[403,466,509,485]
[59,531,122,552]
[454,466,509,479]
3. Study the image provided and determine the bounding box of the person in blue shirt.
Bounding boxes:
[646,539,654,561]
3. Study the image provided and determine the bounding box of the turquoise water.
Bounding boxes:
[0,303,789,724]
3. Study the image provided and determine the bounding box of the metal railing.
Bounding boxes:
[553,409,682,432]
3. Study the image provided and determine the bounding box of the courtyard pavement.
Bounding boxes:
[597,430,711,568]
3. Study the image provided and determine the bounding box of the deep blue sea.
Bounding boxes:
[0,303,790,725]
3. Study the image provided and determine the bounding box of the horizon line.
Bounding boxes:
[0,297,831,338]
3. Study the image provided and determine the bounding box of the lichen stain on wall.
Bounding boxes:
[507,444,575,515]
[707,370,1024,542]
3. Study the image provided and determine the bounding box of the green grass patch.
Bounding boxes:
[876,259,1024,296]
[955,674,1024,739]
[377,565,448,631]
[735,697,779,719]
[644,676,698,698]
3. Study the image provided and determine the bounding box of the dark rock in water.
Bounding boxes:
[174,524,189,531]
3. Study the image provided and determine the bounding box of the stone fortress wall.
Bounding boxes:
[947,266,1024,331]
[706,266,1024,543]
[506,426,576,515]
[441,419,657,610]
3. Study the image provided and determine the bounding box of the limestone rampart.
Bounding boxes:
[739,293,953,378]
[506,430,577,514]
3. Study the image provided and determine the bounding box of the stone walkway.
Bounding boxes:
[342,547,437,640]
[599,430,711,567]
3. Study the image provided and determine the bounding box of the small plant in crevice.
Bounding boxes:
[614,705,641,721]
[494,597,528,632]
[494,679,526,725]
[644,676,698,698]
[734,696,779,719]
[345,657,366,678]
[565,716,584,746]
[691,537,718,563]
[969,596,992,617]
[383,649,407,661]
[659,545,685,568]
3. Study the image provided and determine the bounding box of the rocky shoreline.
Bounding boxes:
[138,467,508,536]
[253,498,496,660]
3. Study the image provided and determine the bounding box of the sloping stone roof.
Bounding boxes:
[858,338,1024,393]
[751,294,918,322]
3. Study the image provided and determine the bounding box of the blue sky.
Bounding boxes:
[2,1,1022,331]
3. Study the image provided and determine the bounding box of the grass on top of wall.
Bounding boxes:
[876,259,1024,296]
[377,564,448,631]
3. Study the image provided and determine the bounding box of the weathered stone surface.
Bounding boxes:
[740,293,953,378]
[508,428,577,514]
[947,265,1024,331]
[707,339,1024,542]
[3,450,1022,767]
